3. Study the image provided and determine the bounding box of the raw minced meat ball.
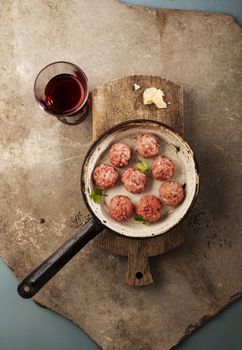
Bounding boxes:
[109,142,131,168]
[92,164,119,189]
[152,155,175,180]
[121,167,147,194]
[109,195,134,221]
[159,181,184,206]
[136,195,163,222]
[135,133,160,158]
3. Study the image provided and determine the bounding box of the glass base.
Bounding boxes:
[56,103,89,125]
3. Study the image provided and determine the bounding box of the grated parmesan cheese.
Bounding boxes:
[143,87,167,109]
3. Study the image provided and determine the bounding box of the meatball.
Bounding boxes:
[121,167,147,194]
[109,195,134,222]
[136,195,163,222]
[109,142,131,168]
[159,181,184,206]
[135,133,160,158]
[152,155,175,181]
[92,164,119,189]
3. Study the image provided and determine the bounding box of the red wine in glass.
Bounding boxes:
[45,74,85,115]
[34,62,89,125]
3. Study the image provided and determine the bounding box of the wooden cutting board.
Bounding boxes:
[92,75,184,286]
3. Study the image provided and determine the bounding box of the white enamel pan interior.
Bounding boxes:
[82,120,199,239]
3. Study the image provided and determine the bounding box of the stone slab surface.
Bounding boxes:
[0,1,241,349]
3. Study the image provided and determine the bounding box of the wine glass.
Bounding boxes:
[34,61,89,125]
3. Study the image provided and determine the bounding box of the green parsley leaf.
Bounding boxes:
[90,188,107,204]
[134,214,149,225]
[135,161,151,174]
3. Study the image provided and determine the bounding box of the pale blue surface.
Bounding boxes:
[121,0,242,26]
[174,299,242,350]
[0,260,99,350]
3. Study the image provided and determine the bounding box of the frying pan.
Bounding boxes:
[17,119,199,298]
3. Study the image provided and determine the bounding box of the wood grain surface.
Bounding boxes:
[92,75,185,286]
[93,75,184,139]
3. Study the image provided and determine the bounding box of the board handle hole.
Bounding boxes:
[135,272,143,279]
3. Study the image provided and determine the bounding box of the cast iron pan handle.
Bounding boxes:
[17,218,104,299]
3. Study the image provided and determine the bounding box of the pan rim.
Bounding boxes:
[81,119,200,239]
